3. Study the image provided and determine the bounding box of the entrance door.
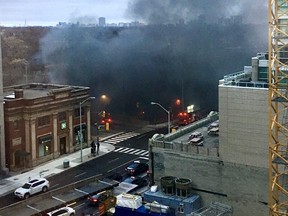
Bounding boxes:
[60,137,67,155]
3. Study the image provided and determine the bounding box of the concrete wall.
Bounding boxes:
[150,85,270,215]
[219,85,269,168]
[152,148,269,216]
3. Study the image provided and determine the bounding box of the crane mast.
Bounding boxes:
[269,0,288,215]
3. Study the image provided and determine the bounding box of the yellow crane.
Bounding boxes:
[269,0,288,215]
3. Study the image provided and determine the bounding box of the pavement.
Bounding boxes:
[0,131,121,198]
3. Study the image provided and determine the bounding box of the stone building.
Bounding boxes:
[3,83,94,171]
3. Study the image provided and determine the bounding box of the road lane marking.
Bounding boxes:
[50,184,59,189]
[75,172,87,178]
[52,196,66,203]
[108,157,119,163]
[74,188,89,194]
[27,205,41,212]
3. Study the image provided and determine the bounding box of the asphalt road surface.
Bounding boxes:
[0,127,165,210]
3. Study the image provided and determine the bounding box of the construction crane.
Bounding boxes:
[268,0,288,215]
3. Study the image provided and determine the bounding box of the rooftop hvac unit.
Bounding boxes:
[160,176,176,195]
[175,178,192,197]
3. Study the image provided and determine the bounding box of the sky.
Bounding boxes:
[0,0,133,27]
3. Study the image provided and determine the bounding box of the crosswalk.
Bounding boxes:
[103,131,141,145]
[114,147,149,158]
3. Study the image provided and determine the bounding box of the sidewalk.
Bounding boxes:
[0,135,117,197]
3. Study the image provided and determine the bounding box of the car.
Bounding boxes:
[47,206,75,216]
[106,172,123,182]
[208,120,219,136]
[14,177,49,199]
[87,190,111,206]
[188,132,204,146]
[123,176,148,188]
[125,160,149,176]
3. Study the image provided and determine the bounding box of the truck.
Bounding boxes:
[177,109,208,126]
[114,194,173,216]
[177,111,194,126]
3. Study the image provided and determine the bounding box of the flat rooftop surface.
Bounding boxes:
[171,124,219,148]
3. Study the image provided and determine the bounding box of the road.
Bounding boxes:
[0,127,166,211]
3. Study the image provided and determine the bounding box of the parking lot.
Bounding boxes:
[172,122,219,149]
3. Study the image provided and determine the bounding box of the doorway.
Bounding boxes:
[60,137,67,155]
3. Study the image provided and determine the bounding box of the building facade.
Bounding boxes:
[3,83,93,171]
[149,53,270,216]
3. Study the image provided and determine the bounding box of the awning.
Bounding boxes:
[15,150,30,157]
[38,135,52,143]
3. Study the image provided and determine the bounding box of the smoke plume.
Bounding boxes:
[39,1,268,120]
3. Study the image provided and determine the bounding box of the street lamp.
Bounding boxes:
[80,96,95,162]
[151,102,171,134]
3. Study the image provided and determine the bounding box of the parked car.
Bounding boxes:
[125,160,149,176]
[47,206,75,216]
[208,120,219,136]
[188,132,204,146]
[14,177,49,199]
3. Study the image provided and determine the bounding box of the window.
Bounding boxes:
[74,107,84,117]
[13,120,19,130]
[38,135,52,157]
[32,181,44,188]
[58,112,66,121]
[177,203,184,213]
[52,209,66,216]
[38,116,50,127]
[58,112,67,130]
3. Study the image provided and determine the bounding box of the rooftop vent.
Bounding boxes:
[175,178,192,197]
[14,89,23,99]
[160,176,176,195]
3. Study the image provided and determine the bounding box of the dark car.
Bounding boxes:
[106,172,123,182]
[125,160,149,176]
[87,190,110,206]
[123,176,148,188]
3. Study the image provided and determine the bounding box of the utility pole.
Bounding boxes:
[0,31,7,173]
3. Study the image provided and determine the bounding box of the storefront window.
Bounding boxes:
[74,124,87,145]
[38,135,52,157]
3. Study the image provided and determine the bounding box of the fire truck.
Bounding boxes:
[177,111,194,126]
[176,109,208,126]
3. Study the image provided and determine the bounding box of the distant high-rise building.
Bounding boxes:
[99,17,106,27]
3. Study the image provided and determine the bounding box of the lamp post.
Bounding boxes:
[151,102,170,134]
[80,96,95,162]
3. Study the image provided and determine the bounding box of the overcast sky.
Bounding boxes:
[0,0,133,26]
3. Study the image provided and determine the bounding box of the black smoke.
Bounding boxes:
[39,0,267,121]
[127,0,267,25]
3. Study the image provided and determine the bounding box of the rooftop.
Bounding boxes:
[3,83,89,100]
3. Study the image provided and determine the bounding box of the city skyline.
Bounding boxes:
[0,0,134,27]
